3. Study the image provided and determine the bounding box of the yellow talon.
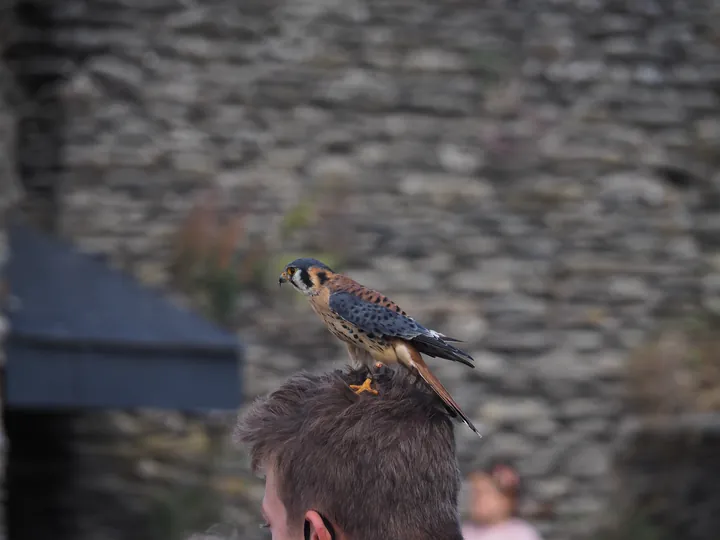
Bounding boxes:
[349,377,379,396]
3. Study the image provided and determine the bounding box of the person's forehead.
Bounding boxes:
[469,471,489,481]
[470,473,495,488]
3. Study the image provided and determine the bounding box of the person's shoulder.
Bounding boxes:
[506,519,543,540]
[460,524,484,540]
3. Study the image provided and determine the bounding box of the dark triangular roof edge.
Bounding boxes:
[6,217,243,355]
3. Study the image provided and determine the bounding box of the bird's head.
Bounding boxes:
[278,257,335,295]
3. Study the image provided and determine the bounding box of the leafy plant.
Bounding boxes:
[594,508,670,540]
[168,183,352,319]
[626,310,720,414]
[147,483,224,540]
[167,191,264,325]
[279,198,317,241]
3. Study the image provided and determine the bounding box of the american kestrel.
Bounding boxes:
[278,257,480,436]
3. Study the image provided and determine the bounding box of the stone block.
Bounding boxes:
[567,444,611,478]
[481,398,554,426]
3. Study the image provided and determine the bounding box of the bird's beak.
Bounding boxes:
[278,272,288,287]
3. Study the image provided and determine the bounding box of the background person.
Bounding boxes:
[462,460,542,540]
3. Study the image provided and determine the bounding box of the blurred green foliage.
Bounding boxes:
[279,198,317,240]
[147,484,224,540]
[627,309,720,414]
[168,186,348,318]
[166,193,261,325]
[594,509,669,540]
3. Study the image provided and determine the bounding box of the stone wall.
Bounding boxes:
[4,0,720,539]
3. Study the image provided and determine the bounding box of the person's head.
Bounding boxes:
[235,365,463,540]
[468,460,522,525]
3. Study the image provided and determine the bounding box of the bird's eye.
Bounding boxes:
[287,267,297,276]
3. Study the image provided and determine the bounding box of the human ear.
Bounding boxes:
[303,510,334,540]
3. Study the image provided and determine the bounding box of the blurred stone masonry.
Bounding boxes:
[2,0,720,538]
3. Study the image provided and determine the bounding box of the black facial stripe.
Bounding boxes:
[299,270,314,289]
[316,271,328,285]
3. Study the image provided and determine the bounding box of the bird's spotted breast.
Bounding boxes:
[315,314,383,355]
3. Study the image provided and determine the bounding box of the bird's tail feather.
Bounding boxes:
[412,334,475,368]
[395,342,481,437]
[438,334,464,342]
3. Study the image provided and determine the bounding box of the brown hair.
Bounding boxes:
[235,366,463,540]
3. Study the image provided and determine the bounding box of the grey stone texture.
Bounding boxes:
[2,0,720,539]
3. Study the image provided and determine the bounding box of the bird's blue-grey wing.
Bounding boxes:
[328,291,426,339]
[329,291,475,368]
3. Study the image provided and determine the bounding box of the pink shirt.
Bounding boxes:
[461,519,542,540]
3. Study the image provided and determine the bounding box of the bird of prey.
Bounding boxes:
[278,257,480,436]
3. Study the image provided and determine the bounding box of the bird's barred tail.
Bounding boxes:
[394,342,481,437]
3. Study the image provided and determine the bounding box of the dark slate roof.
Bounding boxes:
[4,220,243,411]
[7,221,238,352]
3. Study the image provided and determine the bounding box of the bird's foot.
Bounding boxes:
[349,377,379,396]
